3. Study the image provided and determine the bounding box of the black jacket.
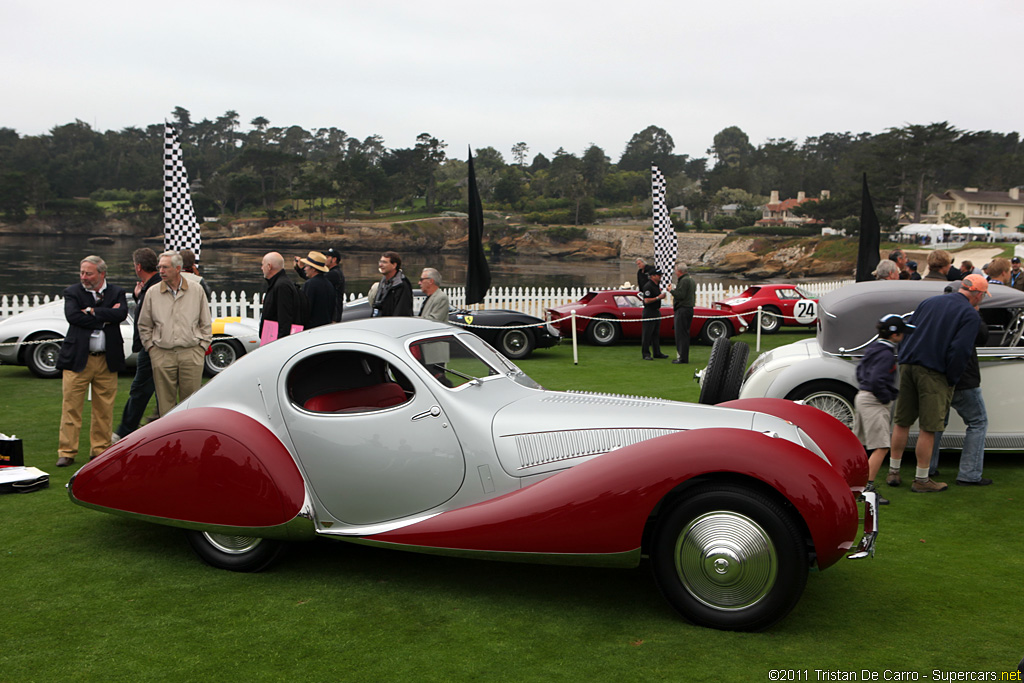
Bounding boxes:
[261,269,301,337]
[132,273,161,353]
[373,271,414,317]
[327,265,346,322]
[56,282,129,373]
[302,273,336,329]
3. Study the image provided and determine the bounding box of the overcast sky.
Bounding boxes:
[3,0,1021,163]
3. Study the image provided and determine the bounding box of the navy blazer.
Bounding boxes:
[56,282,129,373]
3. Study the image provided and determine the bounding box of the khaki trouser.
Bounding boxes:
[58,354,119,460]
[150,345,205,417]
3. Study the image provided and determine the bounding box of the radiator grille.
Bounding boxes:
[513,428,679,469]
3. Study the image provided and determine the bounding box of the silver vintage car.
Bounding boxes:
[739,279,1024,450]
[70,317,877,632]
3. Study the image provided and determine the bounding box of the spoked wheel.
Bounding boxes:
[786,380,856,429]
[184,530,285,572]
[586,317,621,346]
[699,318,731,345]
[26,334,63,378]
[204,337,244,376]
[651,484,809,632]
[758,306,782,334]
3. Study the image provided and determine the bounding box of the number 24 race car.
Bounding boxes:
[69,317,877,631]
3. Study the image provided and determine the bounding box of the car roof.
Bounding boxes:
[819,279,1024,353]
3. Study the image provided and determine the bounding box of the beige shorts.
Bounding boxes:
[853,390,893,450]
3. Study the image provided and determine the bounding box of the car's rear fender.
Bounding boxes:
[742,354,857,402]
[68,408,311,539]
[363,428,858,570]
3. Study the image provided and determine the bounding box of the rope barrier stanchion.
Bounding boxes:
[570,309,578,365]
[756,306,762,353]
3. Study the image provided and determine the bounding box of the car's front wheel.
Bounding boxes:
[651,484,809,632]
[785,380,856,429]
[204,337,244,376]
[699,318,732,345]
[185,530,285,572]
[25,333,63,378]
[498,327,534,360]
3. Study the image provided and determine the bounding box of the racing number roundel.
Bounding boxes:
[793,299,818,325]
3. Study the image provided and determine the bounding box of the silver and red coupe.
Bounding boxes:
[546,289,746,346]
[69,317,876,631]
[712,284,819,334]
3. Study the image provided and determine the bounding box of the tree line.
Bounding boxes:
[0,106,1020,231]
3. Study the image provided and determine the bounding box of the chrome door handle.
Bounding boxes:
[411,405,442,421]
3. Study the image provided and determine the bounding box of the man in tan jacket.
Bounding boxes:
[138,251,212,417]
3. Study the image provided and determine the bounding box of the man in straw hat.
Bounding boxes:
[297,251,335,329]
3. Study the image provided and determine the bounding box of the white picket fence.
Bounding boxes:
[0,280,854,321]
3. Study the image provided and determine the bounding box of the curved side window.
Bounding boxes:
[288,350,413,413]
[410,335,497,388]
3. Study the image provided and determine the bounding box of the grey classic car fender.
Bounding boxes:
[742,353,858,402]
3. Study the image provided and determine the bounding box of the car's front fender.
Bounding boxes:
[742,353,857,402]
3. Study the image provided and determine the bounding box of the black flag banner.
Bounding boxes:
[651,165,678,286]
[465,148,491,305]
[856,173,881,282]
[163,123,202,260]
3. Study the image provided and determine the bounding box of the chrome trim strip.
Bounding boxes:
[342,537,643,568]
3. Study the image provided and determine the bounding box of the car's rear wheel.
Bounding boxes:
[718,342,750,403]
[698,337,730,405]
[25,333,63,378]
[785,380,856,429]
[651,484,809,632]
[498,327,534,360]
[185,530,285,572]
[758,306,782,334]
[204,337,244,376]
[586,317,621,346]
[699,318,731,345]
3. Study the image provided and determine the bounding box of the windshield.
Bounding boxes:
[408,333,542,390]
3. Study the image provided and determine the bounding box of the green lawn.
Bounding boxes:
[2,331,1022,681]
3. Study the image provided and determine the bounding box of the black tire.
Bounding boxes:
[204,337,244,376]
[699,318,732,345]
[698,336,730,405]
[184,530,285,572]
[759,306,782,334]
[25,333,63,379]
[718,342,750,403]
[785,380,857,429]
[498,327,534,360]
[651,484,809,632]
[586,317,621,346]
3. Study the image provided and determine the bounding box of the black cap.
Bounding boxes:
[651,269,663,276]
[879,313,914,335]
[324,248,340,259]
[1012,256,1021,264]
[908,260,918,270]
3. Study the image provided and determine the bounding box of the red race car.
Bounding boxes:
[713,284,819,334]
[546,289,746,346]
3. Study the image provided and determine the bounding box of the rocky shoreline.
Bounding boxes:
[0,216,856,279]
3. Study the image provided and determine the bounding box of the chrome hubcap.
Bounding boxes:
[801,392,854,428]
[203,532,262,554]
[674,511,777,610]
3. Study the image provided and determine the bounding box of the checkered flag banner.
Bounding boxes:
[651,165,677,288]
[163,124,201,260]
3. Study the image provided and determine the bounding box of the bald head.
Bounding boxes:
[261,252,284,279]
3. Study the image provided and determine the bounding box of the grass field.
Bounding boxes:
[2,330,1022,681]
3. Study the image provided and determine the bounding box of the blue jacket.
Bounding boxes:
[856,339,899,404]
[898,291,980,387]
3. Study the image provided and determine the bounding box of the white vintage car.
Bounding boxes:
[0,298,260,378]
[738,279,1024,450]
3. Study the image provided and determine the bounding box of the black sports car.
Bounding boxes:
[343,293,559,360]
